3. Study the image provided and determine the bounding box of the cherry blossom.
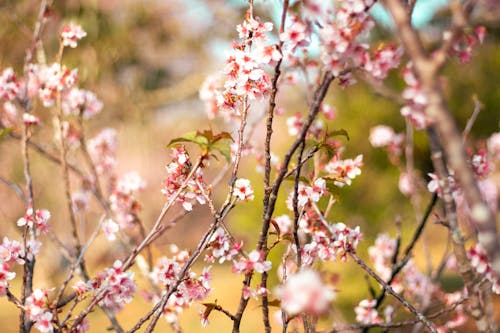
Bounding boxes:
[205,227,240,264]
[88,128,118,175]
[232,250,271,274]
[60,22,87,48]
[0,101,18,127]
[354,299,382,324]
[87,260,136,313]
[324,154,363,187]
[369,125,395,147]
[102,219,119,241]
[0,68,20,101]
[275,269,334,316]
[233,178,254,201]
[162,146,207,211]
[0,237,25,265]
[110,171,146,227]
[17,208,51,235]
[62,88,103,119]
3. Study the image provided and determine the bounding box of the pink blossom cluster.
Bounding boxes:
[354,299,382,325]
[27,63,79,107]
[79,260,136,313]
[109,171,146,229]
[62,88,103,119]
[147,249,212,324]
[287,178,326,209]
[275,269,334,316]
[200,16,278,118]
[319,0,375,80]
[60,22,87,48]
[470,149,491,178]
[0,101,18,127]
[366,234,469,331]
[400,63,431,129]
[324,154,363,187]
[301,222,362,263]
[232,250,271,275]
[87,128,118,175]
[363,45,403,81]
[204,227,241,264]
[449,26,486,64]
[0,68,20,101]
[0,260,16,296]
[162,146,207,211]
[468,244,500,294]
[25,289,53,333]
[368,233,397,281]
[368,234,437,301]
[17,208,51,235]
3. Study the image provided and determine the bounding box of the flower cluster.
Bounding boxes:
[354,299,382,325]
[287,178,326,209]
[363,45,403,81]
[27,63,79,107]
[302,222,362,263]
[0,68,20,101]
[109,171,146,229]
[275,269,334,316]
[162,146,207,211]
[17,208,51,235]
[60,22,87,48]
[204,227,241,264]
[449,26,486,64]
[200,15,278,118]
[25,289,53,333]
[400,63,431,130]
[468,244,500,294]
[232,250,271,275]
[319,0,374,78]
[62,88,103,119]
[147,248,212,325]
[88,128,118,175]
[324,154,363,187]
[79,260,136,313]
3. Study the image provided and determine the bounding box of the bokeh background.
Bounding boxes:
[0,0,499,332]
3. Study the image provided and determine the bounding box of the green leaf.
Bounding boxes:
[327,128,349,141]
[0,127,12,140]
[167,131,208,148]
[211,139,232,163]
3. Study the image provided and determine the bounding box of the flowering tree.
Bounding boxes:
[0,0,499,333]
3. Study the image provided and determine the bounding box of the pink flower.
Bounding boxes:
[23,113,40,126]
[369,125,395,147]
[275,269,334,316]
[60,22,87,48]
[233,178,254,201]
[232,250,271,274]
[102,219,119,241]
[17,208,51,235]
[354,299,382,324]
[325,155,363,187]
[0,68,20,101]
[286,113,304,136]
[34,311,53,333]
[88,128,118,175]
[62,88,103,119]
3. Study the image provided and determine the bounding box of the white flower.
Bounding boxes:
[233,178,254,201]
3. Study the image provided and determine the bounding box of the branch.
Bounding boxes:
[349,252,438,333]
